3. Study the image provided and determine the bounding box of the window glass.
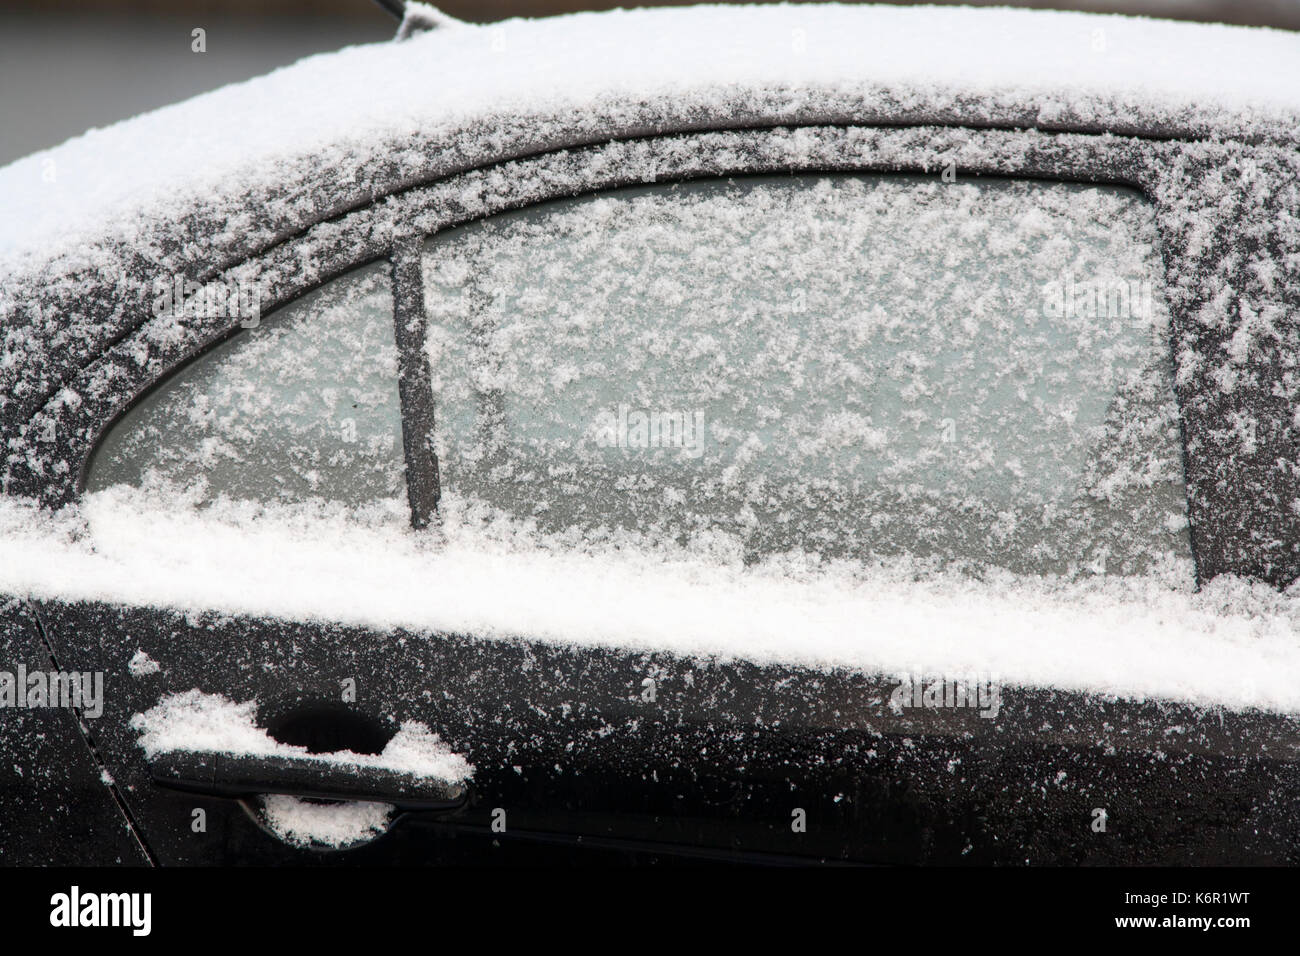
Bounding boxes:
[85,261,406,510]
[421,176,1191,577]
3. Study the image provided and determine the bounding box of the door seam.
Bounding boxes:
[24,599,159,867]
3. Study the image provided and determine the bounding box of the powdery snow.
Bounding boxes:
[1,4,1299,268]
[130,688,474,783]
[421,174,1189,576]
[259,794,393,850]
[127,650,161,677]
[0,5,1297,721]
[0,493,1292,714]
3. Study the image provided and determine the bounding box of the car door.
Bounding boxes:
[25,125,1300,865]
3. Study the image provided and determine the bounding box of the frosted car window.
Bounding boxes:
[85,261,405,509]
[421,176,1191,577]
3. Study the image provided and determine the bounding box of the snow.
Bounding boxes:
[259,794,393,849]
[0,5,1297,721]
[1,4,1299,270]
[130,689,473,784]
[134,684,407,850]
[127,650,160,678]
[0,492,1295,714]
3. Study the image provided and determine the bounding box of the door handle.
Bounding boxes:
[149,750,469,811]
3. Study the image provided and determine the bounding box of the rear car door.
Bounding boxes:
[26,125,1300,864]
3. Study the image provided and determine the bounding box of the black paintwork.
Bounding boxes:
[0,599,149,864]
[27,597,1300,864]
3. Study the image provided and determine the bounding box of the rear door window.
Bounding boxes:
[421,175,1191,577]
[85,261,406,513]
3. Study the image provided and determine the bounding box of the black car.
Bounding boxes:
[1,3,1299,866]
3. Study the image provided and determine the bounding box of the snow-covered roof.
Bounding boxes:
[1,3,1299,272]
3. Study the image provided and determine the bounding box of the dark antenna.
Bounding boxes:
[371,0,406,22]
[373,1,466,36]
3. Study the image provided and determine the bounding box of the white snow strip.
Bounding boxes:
[1,493,1297,714]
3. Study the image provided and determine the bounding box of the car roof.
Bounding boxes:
[1,3,1298,272]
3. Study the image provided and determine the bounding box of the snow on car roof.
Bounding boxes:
[1,3,1298,271]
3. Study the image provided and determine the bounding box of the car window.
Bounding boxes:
[85,261,406,511]
[423,174,1191,577]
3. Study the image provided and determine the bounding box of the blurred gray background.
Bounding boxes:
[2,0,1298,167]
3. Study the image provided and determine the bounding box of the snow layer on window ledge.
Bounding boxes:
[2,490,1298,715]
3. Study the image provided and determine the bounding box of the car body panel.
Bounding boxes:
[32,597,1300,864]
[0,598,149,865]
